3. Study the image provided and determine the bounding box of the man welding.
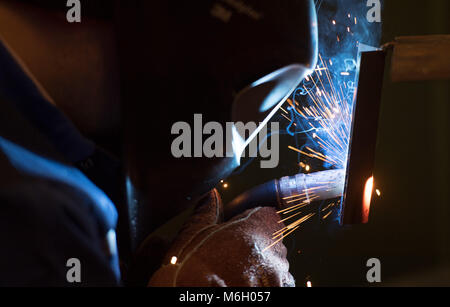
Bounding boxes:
[0,0,318,286]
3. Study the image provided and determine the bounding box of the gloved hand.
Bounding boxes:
[149,189,295,287]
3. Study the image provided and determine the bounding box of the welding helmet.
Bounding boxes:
[117,0,318,247]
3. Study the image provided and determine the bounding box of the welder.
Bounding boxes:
[0,0,318,287]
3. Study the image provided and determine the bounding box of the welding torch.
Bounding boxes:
[224,169,345,221]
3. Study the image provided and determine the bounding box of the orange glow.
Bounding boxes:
[363,176,374,223]
[170,256,178,265]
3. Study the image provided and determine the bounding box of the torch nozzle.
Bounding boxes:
[224,169,345,220]
[277,169,345,209]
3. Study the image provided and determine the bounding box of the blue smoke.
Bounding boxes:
[287,0,383,172]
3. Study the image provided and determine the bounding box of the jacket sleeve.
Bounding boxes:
[0,179,120,286]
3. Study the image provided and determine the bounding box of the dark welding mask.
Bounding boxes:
[118,0,318,247]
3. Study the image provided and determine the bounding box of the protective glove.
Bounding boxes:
[149,189,295,287]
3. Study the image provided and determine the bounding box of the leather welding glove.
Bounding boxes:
[149,189,295,287]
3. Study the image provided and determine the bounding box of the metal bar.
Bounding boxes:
[341,50,386,225]
[391,35,450,82]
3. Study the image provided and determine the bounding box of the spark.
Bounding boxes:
[170,256,178,265]
[264,225,300,252]
[278,211,304,223]
[268,213,316,249]
[321,203,335,212]
[282,192,308,200]
[280,199,318,215]
[376,189,381,196]
[280,106,289,114]
[322,211,333,220]
[284,197,310,205]
[278,199,318,216]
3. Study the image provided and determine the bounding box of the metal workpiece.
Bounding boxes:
[341,50,386,225]
[390,35,450,82]
[277,169,345,210]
